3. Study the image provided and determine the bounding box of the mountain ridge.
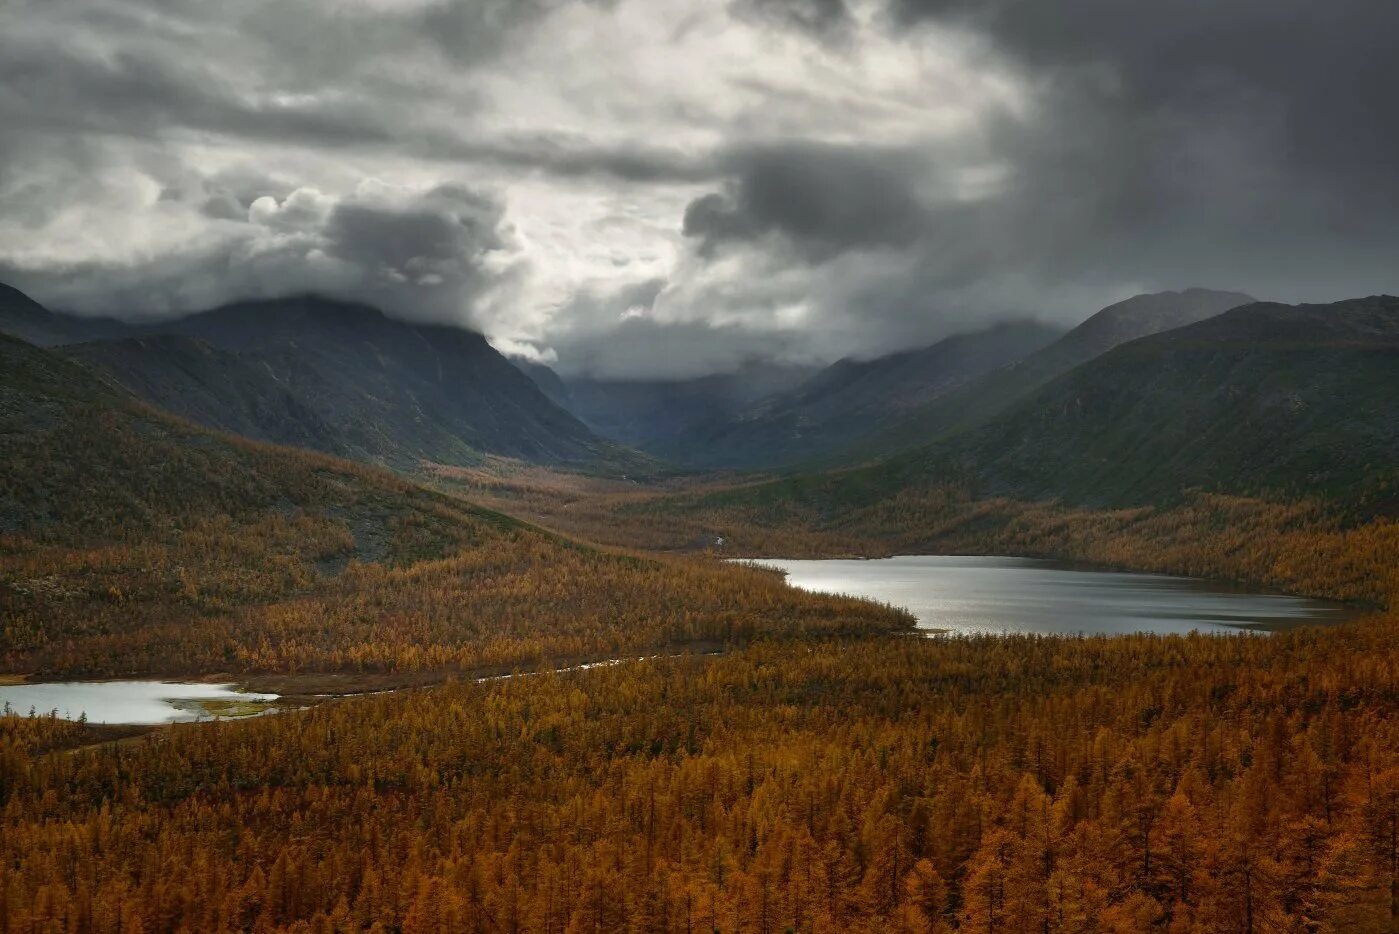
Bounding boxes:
[0,285,645,473]
[710,295,1399,519]
[957,295,1399,505]
[665,319,1065,469]
[853,287,1259,459]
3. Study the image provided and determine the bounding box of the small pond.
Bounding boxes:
[0,681,280,724]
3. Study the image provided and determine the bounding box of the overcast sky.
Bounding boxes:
[2,0,1396,377]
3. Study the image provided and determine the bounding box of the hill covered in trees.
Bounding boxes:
[3,292,1398,931]
[6,607,1399,930]
[959,296,1399,506]
[860,288,1257,460]
[631,296,1399,549]
[0,333,905,677]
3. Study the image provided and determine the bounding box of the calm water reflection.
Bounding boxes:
[0,681,278,724]
[751,555,1350,636]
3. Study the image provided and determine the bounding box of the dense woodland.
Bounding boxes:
[4,321,1399,930]
[5,452,1399,930]
[0,337,904,678]
[448,465,1399,608]
[5,616,1399,932]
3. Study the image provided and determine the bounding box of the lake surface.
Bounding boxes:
[0,560,1348,723]
[0,681,279,724]
[751,555,1350,636]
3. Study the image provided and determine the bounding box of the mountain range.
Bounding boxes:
[0,286,641,473]
[6,281,1392,515]
[690,295,1399,526]
[958,295,1399,506]
[658,319,1064,469]
[535,360,821,454]
[853,288,1259,458]
[516,288,1256,471]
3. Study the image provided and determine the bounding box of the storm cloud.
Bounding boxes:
[1,181,521,327]
[1,0,1396,376]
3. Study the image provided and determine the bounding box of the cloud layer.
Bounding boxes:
[2,0,1396,377]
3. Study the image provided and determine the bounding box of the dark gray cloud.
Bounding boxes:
[538,278,807,379]
[2,0,1398,377]
[2,183,519,326]
[322,185,506,275]
[667,0,1399,363]
[731,0,853,36]
[684,144,930,260]
[888,0,1399,206]
[0,25,715,186]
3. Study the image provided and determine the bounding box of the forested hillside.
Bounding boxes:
[62,334,361,462]
[622,297,1399,559]
[0,334,905,677]
[962,296,1399,505]
[863,288,1257,458]
[6,613,1399,931]
[5,305,1399,929]
[5,0,1398,927]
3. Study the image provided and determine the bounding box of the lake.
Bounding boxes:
[0,558,1348,723]
[0,681,280,724]
[750,555,1350,636]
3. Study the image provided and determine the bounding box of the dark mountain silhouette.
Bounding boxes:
[0,283,129,346]
[62,334,360,460]
[700,296,1399,522]
[960,295,1399,505]
[0,330,517,544]
[663,320,1064,469]
[535,291,1248,472]
[864,288,1258,457]
[0,286,643,472]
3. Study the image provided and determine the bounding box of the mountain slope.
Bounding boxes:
[62,334,362,460]
[144,296,632,468]
[960,296,1399,505]
[0,329,511,551]
[865,288,1257,456]
[0,286,642,472]
[664,320,1064,469]
[0,282,128,346]
[512,358,575,410]
[657,295,1399,561]
[0,333,903,677]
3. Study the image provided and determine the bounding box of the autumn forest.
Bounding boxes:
[3,18,1399,922]
[2,286,1399,934]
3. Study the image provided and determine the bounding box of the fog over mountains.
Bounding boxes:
[511,287,1264,470]
[3,0,1397,482]
[13,280,1376,487]
[4,1,1399,378]
[0,285,638,472]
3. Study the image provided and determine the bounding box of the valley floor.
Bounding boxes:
[4,461,1399,931]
